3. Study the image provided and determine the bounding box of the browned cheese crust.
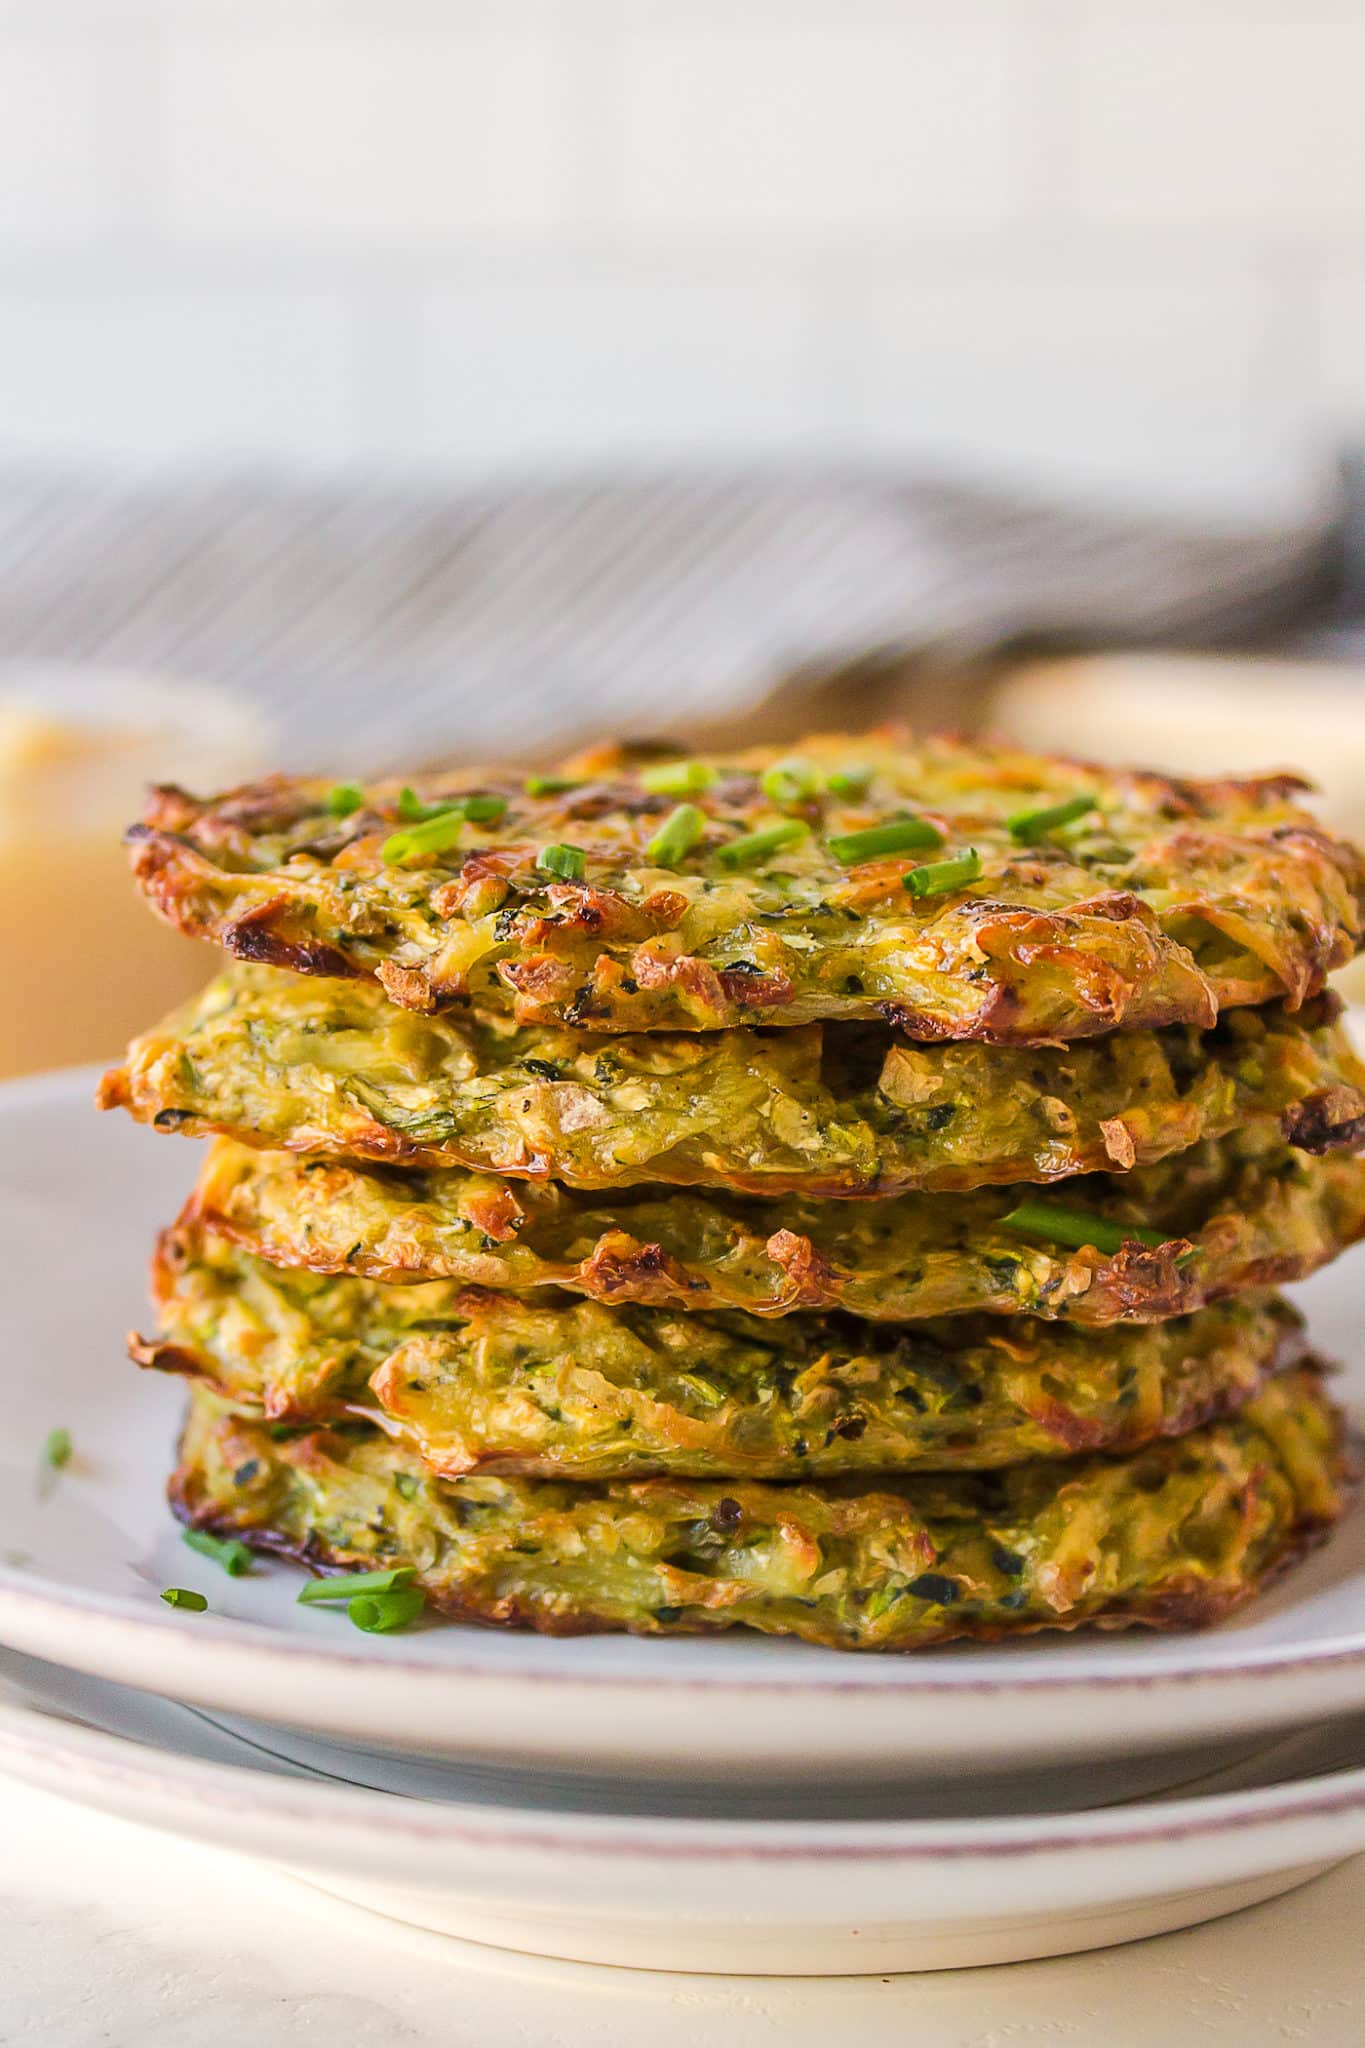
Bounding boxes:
[99,966,1365,1197]
[137,1222,1308,1478]
[124,729,1365,1040]
[181,1128,1365,1324]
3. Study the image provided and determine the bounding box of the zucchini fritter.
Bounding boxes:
[170,1369,1346,1650]
[139,1228,1304,1478]
[100,967,1365,1197]
[126,730,1365,1040]
[186,1128,1365,1324]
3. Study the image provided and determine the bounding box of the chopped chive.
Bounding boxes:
[524,773,580,796]
[1001,1200,1172,1256]
[641,759,716,797]
[183,1527,254,1577]
[717,819,809,869]
[391,789,506,833]
[297,1566,417,1605]
[349,1586,426,1633]
[904,849,982,899]
[826,767,872,799]
[760,757,821,807]
[1007,793,1098,842]
[326,782,364,817]
[537,842,587,881]
[41,1427,72,1474]
[829,816,944,864]
[38,1427,72,1498]
[394,1473,420,1501]
[461,794,507,825]
[646,802,706,867]
[396,785,439,822]
[160,1587,207,1612]
[381,809,469,864]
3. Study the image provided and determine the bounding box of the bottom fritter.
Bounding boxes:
[171,1369,1348,1652]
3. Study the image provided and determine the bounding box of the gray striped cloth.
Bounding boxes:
[0,466,1340,773]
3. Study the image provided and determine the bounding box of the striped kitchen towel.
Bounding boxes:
[0,465,1339,772]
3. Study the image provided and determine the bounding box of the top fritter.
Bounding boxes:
[126,730,1365,1041]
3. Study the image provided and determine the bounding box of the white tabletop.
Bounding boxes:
[3,1776,1363,2047]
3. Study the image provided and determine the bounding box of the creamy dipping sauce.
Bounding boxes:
[0,671,268,1078]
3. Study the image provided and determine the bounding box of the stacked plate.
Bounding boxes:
[6,730,1365,1975]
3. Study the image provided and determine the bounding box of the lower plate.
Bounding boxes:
[3,1647,1365,1975]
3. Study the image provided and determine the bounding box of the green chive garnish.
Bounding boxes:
[396,785,439,822]
[829,817,944,864]
[161,1587,207,1612]
[524,774,579,796]
[646,803,706,867]
[383,813,465,862]
[537,842,587,881]
[717,819,809,868]
[1001,1200,1171,1256]
[297,1566,417,1605]
[388,791,506,846]
[349,1587,426,1633]
[904,849,982,899]
[382,809,468,864]
[326,782,364,817]
[38,1426,72,1497]
[394,1473,420,1501]
[464,794,507,824]
[760,757,820,807]
[1007,794,1098,842]
[641,760,716,797]
[826,767,872,799]
[41,1427,72,1473]
[183,1527,254,1577]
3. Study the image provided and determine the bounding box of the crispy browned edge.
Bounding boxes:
[156,1147,1365,1322]
[122,739,1365,1041]
[1282,1088,1365,1155]
[94,1013,1365,1197]
[124,833,1347,1043]
[128,1301,1311,1469]
[165,1373,1354,1648]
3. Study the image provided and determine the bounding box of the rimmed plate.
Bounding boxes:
[5,1066,1365,1783]
[5,1644,1365,1974]
[0,1647,1287,1823]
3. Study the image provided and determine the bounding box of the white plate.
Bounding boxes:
[4,1645,1365,1974]
[5,1065,1365,1784]
[0,1648,1283,1823]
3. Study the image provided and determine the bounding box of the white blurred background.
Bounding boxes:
[8,0,1365,1073]
[1,0,1363,522]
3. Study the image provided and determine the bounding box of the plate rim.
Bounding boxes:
[6,1679,1365,1864]
[8,1564,1365,1706]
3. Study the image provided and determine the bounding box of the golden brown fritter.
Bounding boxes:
[100,967,1365,1197]
[140,1228,1304,1478]
[184,1127,1365,1324]
[171,1368,1347,1650]
[125,729,1365,1039]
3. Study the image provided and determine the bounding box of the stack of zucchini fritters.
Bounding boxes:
[102,729,1365,1650]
